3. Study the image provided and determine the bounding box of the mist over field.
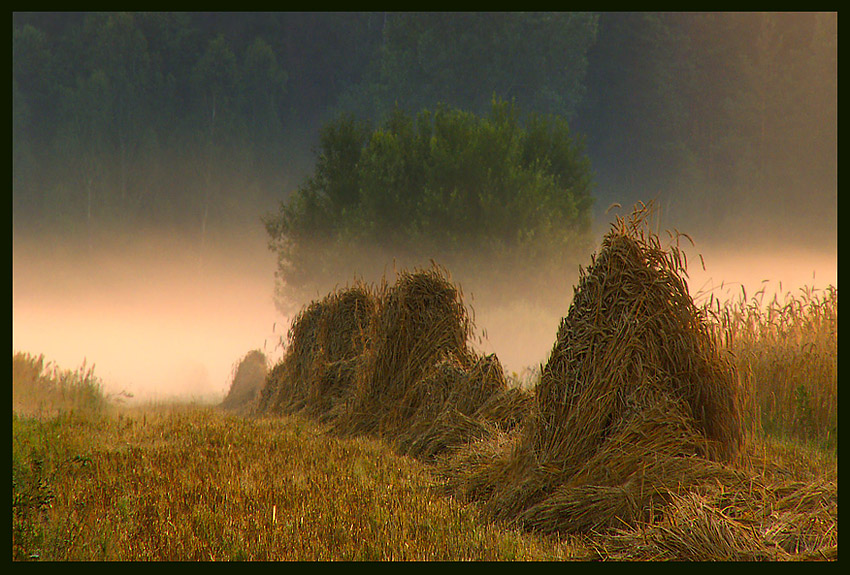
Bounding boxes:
[12,213,837,402]
[12,12,836,400]
[12,227,282,402]
[13,14,839,565]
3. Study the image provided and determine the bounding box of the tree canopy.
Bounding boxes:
[265,100,595,310]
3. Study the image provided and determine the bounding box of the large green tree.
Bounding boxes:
[265,100,595,312]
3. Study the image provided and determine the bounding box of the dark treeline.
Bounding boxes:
[576,12,836,244]
[13,12,836,248]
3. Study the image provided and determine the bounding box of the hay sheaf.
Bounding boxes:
[594,473,838,561]
[257,264,518,459]
[533,222,743,467]
[221,350,268,413]
[442,203,746,535]
[395,354,523,460]
[252,203,833,559]
[256,281,377,416]
[330,266,494,441]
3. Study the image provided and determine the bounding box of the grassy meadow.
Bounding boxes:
[12,354,580,561]
[12,278,837,561]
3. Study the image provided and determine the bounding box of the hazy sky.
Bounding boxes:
[12,228,282,402]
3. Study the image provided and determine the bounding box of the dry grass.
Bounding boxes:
[245,202,836,560]
[331,266,475,437]
[12,405,582,561]
[13,199,836,561]
[13,352,107,417]
[257,265,524,461]
[440,203,748,536]
[594,442,838,561]
[705,283,837,450]
[257,281,376,419]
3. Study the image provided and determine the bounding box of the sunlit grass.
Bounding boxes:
[11,403,582,561]
[11,278,837,561]
[705,284,837,451]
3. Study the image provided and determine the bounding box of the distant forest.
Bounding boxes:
[13,12,836,246]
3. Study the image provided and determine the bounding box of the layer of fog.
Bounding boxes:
[472,195,837,376]
[13,206,836,403]
[13,227,284,404]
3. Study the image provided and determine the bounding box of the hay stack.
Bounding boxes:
[472,387,533,433]
[257,263,522,461]
[256,282,377,417]
[532,226,743,467]
[443,202,745,533]
[253,204,834,559]
[221,350,268,412]
[332,266,476,437]
[395,353,523,460]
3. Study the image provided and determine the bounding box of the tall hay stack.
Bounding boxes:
[331,266,487,440]
[443,203,745,533]
[250,202,834,558]
[533,222,743,466]
[257,264,522,458]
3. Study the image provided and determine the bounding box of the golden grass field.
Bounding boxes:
[11,292,837,561]
[12,371,582,560]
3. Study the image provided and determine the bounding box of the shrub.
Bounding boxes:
[12,352,106,417]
